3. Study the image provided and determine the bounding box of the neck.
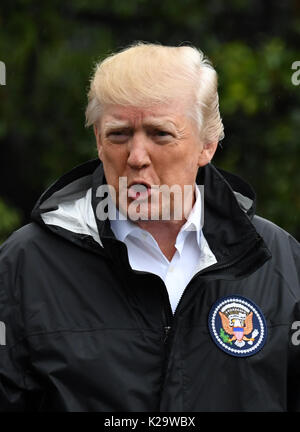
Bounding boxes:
[136,219,187,261]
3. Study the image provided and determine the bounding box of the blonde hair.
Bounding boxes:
[85,42,224,145]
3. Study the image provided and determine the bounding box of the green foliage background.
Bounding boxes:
[0,0,299,243]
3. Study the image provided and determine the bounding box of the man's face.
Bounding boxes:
[94,101,211,221]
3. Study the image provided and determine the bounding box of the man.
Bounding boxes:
[0,42,299,412]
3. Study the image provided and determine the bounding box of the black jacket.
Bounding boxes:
[0,159,299,412]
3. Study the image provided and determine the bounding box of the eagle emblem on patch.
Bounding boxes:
[208,295,267,357]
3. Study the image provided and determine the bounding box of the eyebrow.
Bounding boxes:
[102,120,131,133]
[102,118,178,133]
[143,118,177,130]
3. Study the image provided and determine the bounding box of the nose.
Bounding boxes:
[127,132,151,170]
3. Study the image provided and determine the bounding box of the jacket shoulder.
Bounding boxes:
[1,222,50,251]
[252,214,300,295]
[252,214,299,257]
[0,222,55,268]
[252,215,299,248]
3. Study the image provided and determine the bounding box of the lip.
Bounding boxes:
[128,180,152,189]
[128,180,152,200]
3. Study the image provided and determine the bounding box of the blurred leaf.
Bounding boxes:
[0,198,22,244]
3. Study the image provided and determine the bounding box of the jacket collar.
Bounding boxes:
[31,158,272,278]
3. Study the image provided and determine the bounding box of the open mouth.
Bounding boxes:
[128,182,152,200]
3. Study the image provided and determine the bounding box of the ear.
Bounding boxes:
[94,124,103,161]
[197,141,219,167]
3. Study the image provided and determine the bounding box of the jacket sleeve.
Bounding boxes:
[287,234,300,411]
[253,217,300,411]
[0,234,41,411]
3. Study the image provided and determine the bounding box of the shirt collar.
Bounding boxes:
[174,185,202,254]
[110,208,138,243]
[110,184,203,249]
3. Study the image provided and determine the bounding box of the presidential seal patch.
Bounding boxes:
[208,295,267,357]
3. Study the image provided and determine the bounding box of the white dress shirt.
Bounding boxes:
[110,185,217,314]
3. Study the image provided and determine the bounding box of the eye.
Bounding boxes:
[106,130,130,143]
[156,130,171,136]
[152,129,173,141]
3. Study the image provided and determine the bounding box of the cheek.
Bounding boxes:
[100,143,127,167]
[100,145,129,188]
[180,145,202,174]
[155,147,199,179]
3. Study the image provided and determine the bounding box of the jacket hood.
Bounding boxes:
[31,158,271,278]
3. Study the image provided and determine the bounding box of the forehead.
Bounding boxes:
[100,102,187,127]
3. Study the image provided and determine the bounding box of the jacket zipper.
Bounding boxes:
[163,325,172,343]
[161,287,174,344]
[107,238,175,344]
